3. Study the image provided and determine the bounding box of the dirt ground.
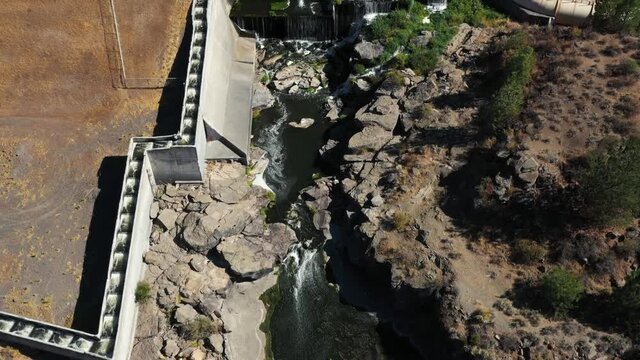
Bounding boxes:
[0,0,191,332]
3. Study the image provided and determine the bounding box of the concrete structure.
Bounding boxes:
[504,0,596,25]
[0,0,255,359]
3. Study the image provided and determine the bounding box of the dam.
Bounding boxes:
[0,0,255,358]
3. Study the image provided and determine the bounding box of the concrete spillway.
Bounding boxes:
[0,0,255,359]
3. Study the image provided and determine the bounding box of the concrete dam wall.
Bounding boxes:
[0,0,255,359]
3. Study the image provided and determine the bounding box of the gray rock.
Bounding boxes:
[217,224,296,279]
[274,64,304,80]
[264,223,298,259]
[354,79,371,92]
[162,339,180,358]
[189,349,206,360]
[174,304,199,325]
[348,125,393,151]
[157,209,179,230]
[207,333,224,353]
[150,202,159,219]
[182,213,221,252]
[288,118,315,129]
[354,40,384,65]
[402,81,439,113]
[210,180,250,204]
[313,210,331,232]
[193,192,214,204]
[198,294,224,318]
[354,96,400,132]
[410,31,433,48]
[514,156,539,186]
[216,235,276,279]
[370,195,384,207]
[252,82,276,109]
[189,255,207,272]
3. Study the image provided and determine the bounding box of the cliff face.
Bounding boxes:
[305,23,636,360]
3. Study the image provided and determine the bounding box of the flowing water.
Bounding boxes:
[252,91,429,359]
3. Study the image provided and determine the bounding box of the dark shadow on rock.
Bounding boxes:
[429,91,479,111]
[439,148,576,243]
[72,156,126,333]
[153,7,192,136]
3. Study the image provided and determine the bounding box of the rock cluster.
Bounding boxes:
[254,40,329,97]
[133,158,297,360]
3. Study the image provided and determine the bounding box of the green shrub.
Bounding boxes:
[392,211,412,230]
[353,63,366,75]
[135,281,151,304]
[512,239,546,264]
[594,0,640,35]
[270,0,289,11]
[613,270,640,340]
[182,316,220,340]
[367,0,504,74]
[486,30,535,133]
[540,267,584,317]
[576,138,640,226]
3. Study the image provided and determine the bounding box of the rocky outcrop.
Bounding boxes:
[353,40,385,65]
[252,81,276,110]
[133,158,298,360]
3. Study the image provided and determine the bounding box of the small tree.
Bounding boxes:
[540,267,584,317]
[594,0,640,35]
[576,138,640,226]
[613,271,640,339]
[135,281,151,304]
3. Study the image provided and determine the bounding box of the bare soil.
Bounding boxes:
[0,0,190,331]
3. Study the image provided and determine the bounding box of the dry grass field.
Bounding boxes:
[0,0,190,335]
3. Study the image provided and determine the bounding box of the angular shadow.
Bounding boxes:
[72,156,126,333]
[153,7,192,136]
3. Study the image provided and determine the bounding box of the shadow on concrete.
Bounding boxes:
[69,3,192,336]
[72,156,126,333]
[0,344,69,360]
[153,8,192,136]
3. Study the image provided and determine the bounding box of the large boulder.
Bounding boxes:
[181,212,220,252]
[348,125,393,152]
[217,224,296,279]
[174,304,198,325]
[354,96,400,132]
[216,235,277,280]
[252,82,275,109]
[514,155,539,186]
[353,40,384,65]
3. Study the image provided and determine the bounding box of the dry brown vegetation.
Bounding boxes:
[0,0,190,329]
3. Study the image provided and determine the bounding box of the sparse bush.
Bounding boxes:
[614,95,640,118]
[615,238,640,258]
[181,316,220,340]
[540,267,585,317]
[416,103,435,120]
[392,211,412,230]
[512,239,546,264]
[470,308,495,324]
[576,137,640,226]
[135,281,152,304]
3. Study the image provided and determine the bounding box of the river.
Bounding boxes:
[252,92,427,359]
